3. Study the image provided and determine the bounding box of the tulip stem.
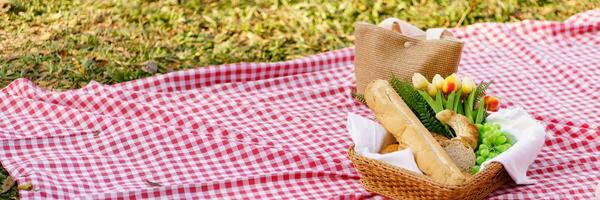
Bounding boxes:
[465,90,476,123]
[419,91,442,113]
[435,92,444,113]
[475,97,487,124]
[445,91,456,111]
[453,86,462,111]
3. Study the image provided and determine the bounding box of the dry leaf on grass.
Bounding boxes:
[38,32,53,41]
[1,176,15,194]
[142,60,158,74]
[58,49,68,60]
[0,0,10,13]
[91,54,109,67]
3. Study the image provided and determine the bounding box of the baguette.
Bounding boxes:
[365,80,466,185]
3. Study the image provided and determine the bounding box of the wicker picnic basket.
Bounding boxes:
[350,20,512,199]
[348,146,512,200]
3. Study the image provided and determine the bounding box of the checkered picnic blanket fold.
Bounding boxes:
[1,10,599,200]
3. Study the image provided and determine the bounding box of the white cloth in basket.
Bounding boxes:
[484,107,546,184]
[347,107,545,185]
[347,113,423,174]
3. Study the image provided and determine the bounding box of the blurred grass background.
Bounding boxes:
[0,0,598,199]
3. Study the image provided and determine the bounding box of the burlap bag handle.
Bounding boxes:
[354,19,463,94]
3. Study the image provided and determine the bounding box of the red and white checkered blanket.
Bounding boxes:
[1,10,599,200]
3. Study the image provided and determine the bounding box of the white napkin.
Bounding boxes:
[347,113,422,174]
[482,107,546,184]
[348,107,545,184]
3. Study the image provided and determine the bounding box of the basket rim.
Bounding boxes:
[348,145,507,188]
[355,22,464,44]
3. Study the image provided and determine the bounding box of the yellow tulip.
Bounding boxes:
[452,74,462,91]
[427,83,437,97]
[432,74,444,89]
[461,75,476,95]
[412,73,429,90]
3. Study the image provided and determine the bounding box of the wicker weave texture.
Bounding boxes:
[353,22,463,94]
[348,147,511,200]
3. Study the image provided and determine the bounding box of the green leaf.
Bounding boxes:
[481,108,489,124]
[352,93,366,104]
[446,91,455,111]
[453,88,461,111]
[468,81,492,123]
[475,96,486,124]
[473,81,492,108]
[435,92,444,113]
[390,77,454,138]
[441,92,447,105]
[457,100,464,115]
[418,91,441,113]
[465,90,476,123]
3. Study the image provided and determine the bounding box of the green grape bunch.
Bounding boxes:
[470,123,514,174]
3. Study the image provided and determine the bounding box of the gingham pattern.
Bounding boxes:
[1,10,599,200]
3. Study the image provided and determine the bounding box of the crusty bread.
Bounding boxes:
[380,143,400,154]
[431,132,476,172]
[365,80,466,185]
[436,110,479,149]
[443,140,476,172]
[379,143,408,154]
[431,132,450,146]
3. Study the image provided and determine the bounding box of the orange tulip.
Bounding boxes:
[484,96,500,112]
[441,75,456,94]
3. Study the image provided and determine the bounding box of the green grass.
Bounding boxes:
[0,0,598,198]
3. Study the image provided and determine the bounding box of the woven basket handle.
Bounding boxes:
[426,28,454,40]
[378,18,454,40]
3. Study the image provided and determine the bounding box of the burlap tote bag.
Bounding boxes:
[354,18,463,94]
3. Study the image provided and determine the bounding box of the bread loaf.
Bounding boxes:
[436,110,479,149]
[379,143,407,154]
[364,79,466,185]
[443,140,476,172]
[431,132,476,172]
